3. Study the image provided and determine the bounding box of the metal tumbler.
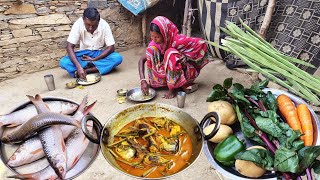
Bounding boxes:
[44,74,55,91]
[177,91,186,108]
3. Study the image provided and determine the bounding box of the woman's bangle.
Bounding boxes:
[140,78,147,83]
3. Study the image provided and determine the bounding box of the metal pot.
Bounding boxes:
[81,103,220,179]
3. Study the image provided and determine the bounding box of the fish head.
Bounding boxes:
[61,102,79,115]
[53,154,67,179]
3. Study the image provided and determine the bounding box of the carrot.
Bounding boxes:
[277,94,303,134]
[297,104,313,146]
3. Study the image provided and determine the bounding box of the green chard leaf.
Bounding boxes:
[262,91,278,111]
[297,146,320,174]
[235,105,263,144]
[206,84,228,102]
[223,78,233,89]
[231,83,250,105]
[277,123,302,149]
[255,116,282,138]
[274,148,299,173]
[312,160,320,174]
[235,148,274,171]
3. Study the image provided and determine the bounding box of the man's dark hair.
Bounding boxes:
[150,23,161,34]
[83,8,100,21]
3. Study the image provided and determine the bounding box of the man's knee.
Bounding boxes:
[113,53,123,65]
[59,56,70,68]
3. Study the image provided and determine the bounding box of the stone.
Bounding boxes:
[49,6,56,10]
[37,7,50,15]
[12,29,33,38]
[88,0,109,8]
[0,7,6,13]
[36,27,52,32]
[4,4,36,15]
[55,5,77,13]
[8,24,27,30]
[0,21,8,30]
[0,14,37,21]
[0,34,13,40]
[0,36,42,46]
[25,54,50,62]
[54,25,70,31]
[9,14,71,25]
[100,8,120,22]
[49,49,66,59]
[2,48,16,53]
[27,45,46,53]
[34,0,51,5]
[80,3,87,9]
[39,31,69,39]
[4,67,17,73]
[2,44,19,49]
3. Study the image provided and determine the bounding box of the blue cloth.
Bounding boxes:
[118,0,159,16]
[59,50,123,77]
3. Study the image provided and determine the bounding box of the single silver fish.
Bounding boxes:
[1,112,81,144]
[0,99,78,128]
[7,97,96,167]
[8,124,93,180]
[39,125,67,179]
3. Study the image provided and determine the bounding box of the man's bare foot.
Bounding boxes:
[163,89,176,99]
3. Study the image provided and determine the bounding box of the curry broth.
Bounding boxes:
[107,117,193,178]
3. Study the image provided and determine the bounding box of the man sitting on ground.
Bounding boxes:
[60,7,122,79]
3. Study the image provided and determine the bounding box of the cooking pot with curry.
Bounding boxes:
[82,103,220,179]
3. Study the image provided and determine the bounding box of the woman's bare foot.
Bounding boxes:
[163,89,176,99]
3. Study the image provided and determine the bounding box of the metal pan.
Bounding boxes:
[0,97,100,179]
[81,103,220,179]
[202,88,320,180]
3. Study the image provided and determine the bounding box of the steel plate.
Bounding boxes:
[126,87,156,102]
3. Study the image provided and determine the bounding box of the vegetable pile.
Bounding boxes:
[206,78,320,180]
[207,20,320,106]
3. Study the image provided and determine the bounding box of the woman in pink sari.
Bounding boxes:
[138,16,209,99]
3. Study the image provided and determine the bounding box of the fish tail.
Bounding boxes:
[77,95,88,113]
[83,100,97,116]
[7,174,35,179]
[26,95,36,103]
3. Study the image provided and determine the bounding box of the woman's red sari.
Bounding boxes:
[146,16,209,90]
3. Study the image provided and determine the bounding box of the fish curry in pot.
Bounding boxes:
[104,117,193,178]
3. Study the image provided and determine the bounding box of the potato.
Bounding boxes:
[208,100,236,125]
[203,123,233,143]
[235,146,267,178]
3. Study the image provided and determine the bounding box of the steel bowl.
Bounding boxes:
[202,88,320,180]
[117,89,128,96]
[0,97,100,179]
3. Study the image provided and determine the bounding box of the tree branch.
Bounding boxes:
[259,0,276,38]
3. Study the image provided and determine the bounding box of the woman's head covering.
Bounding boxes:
[150,16,179,52]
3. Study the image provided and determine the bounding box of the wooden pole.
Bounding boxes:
[182,0,190,35]
[259,0,276,38]
[186,3,192,37]
[142,12,147,47]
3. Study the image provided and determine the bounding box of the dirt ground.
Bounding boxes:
[0,46,267,180]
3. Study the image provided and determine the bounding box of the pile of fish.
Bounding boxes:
[0,94,96,180]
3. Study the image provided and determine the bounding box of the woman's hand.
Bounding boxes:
[82,55,95,61]
[141,80,150,96]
